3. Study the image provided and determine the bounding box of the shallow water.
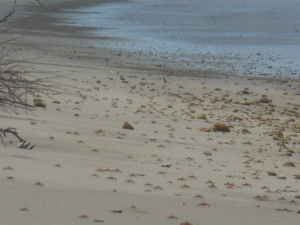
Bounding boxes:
[54,0,300,77]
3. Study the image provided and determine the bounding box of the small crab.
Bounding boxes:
[65,131,71,134]
[157,171,167,175]
[34,182,44,187]
[226,175,234,178]
[278,197,287,201]
[144,183,152,186]
[78,140,84,144]
[185,157,193,160]
[167,215,178,219]
[181,184,190,189]
[273,190,281,194]
[289,200,298,204]
[91,174,99,177]
[193,194,204,199]
[125,179,135,184]
[242,183,252,187]
[253,176,261,180]
[180,221,193,225]
[30,122,37,125]
[79,214,89,219]
[49,136,54,140]
[106,176,117,180]
[253,195,269,201]
[6,176,14,180]
[74,132,80,135]
[188,175,197,179]
[3,166,14,170]
[55,164,62,167]
[128,173,138,177]
[261,186,269,190]
[167,181,173,184]
[112,169,122,173]
[144,189,152,193]
[92,149,99,152]
[177,177,187,182]
[157,145,165,148]
[20,207,29,212]
[55,108,61,112]
[198,202,210,207]
[153,185,163,190]
[208,184,217,189]
[276,208,293,212]
[206,180,213,184]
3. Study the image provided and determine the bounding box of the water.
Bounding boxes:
[54,0,300,77]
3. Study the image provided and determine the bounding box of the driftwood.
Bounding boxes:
[0,127,26,143]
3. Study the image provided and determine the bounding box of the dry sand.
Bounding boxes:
[0,0,300,224]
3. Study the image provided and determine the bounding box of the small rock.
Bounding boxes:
[122,121,134,130]
[53,100,60,104]
[213,123,230,132]
[199,126,214,132]
[74,114,79,116]
[203,151,212,156]
[241,128,251,133]
[96,80,101,83]
[268,171,277,176]
[260,97,271,103]
[283,161,295,167]
[295,175,300,179]
[277,176,286,180]
[196,114,207,120]
[34,102,46,108]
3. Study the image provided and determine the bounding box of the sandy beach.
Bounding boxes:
[0,0,300,224]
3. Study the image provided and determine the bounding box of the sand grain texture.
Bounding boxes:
[0,0,300,225]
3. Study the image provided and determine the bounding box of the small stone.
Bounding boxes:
[74,114,79,116]
[295,175,300,179]
[242,90,250,94]
[53,100,60,104]
[203,151,212,156]
[213,123,230,132]
[241,128,251,133]
[96,80,101,83]
[122,121,134,130]
[268,171,277,176]
[277,176,286,180]
[260,97,271,103]
[295,195,300,199]
[196,114,207,120]
[283,161,295,167]
[34,102,46,108]
[199,126,214,132]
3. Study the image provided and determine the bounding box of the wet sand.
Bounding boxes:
[0,0,300,224]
